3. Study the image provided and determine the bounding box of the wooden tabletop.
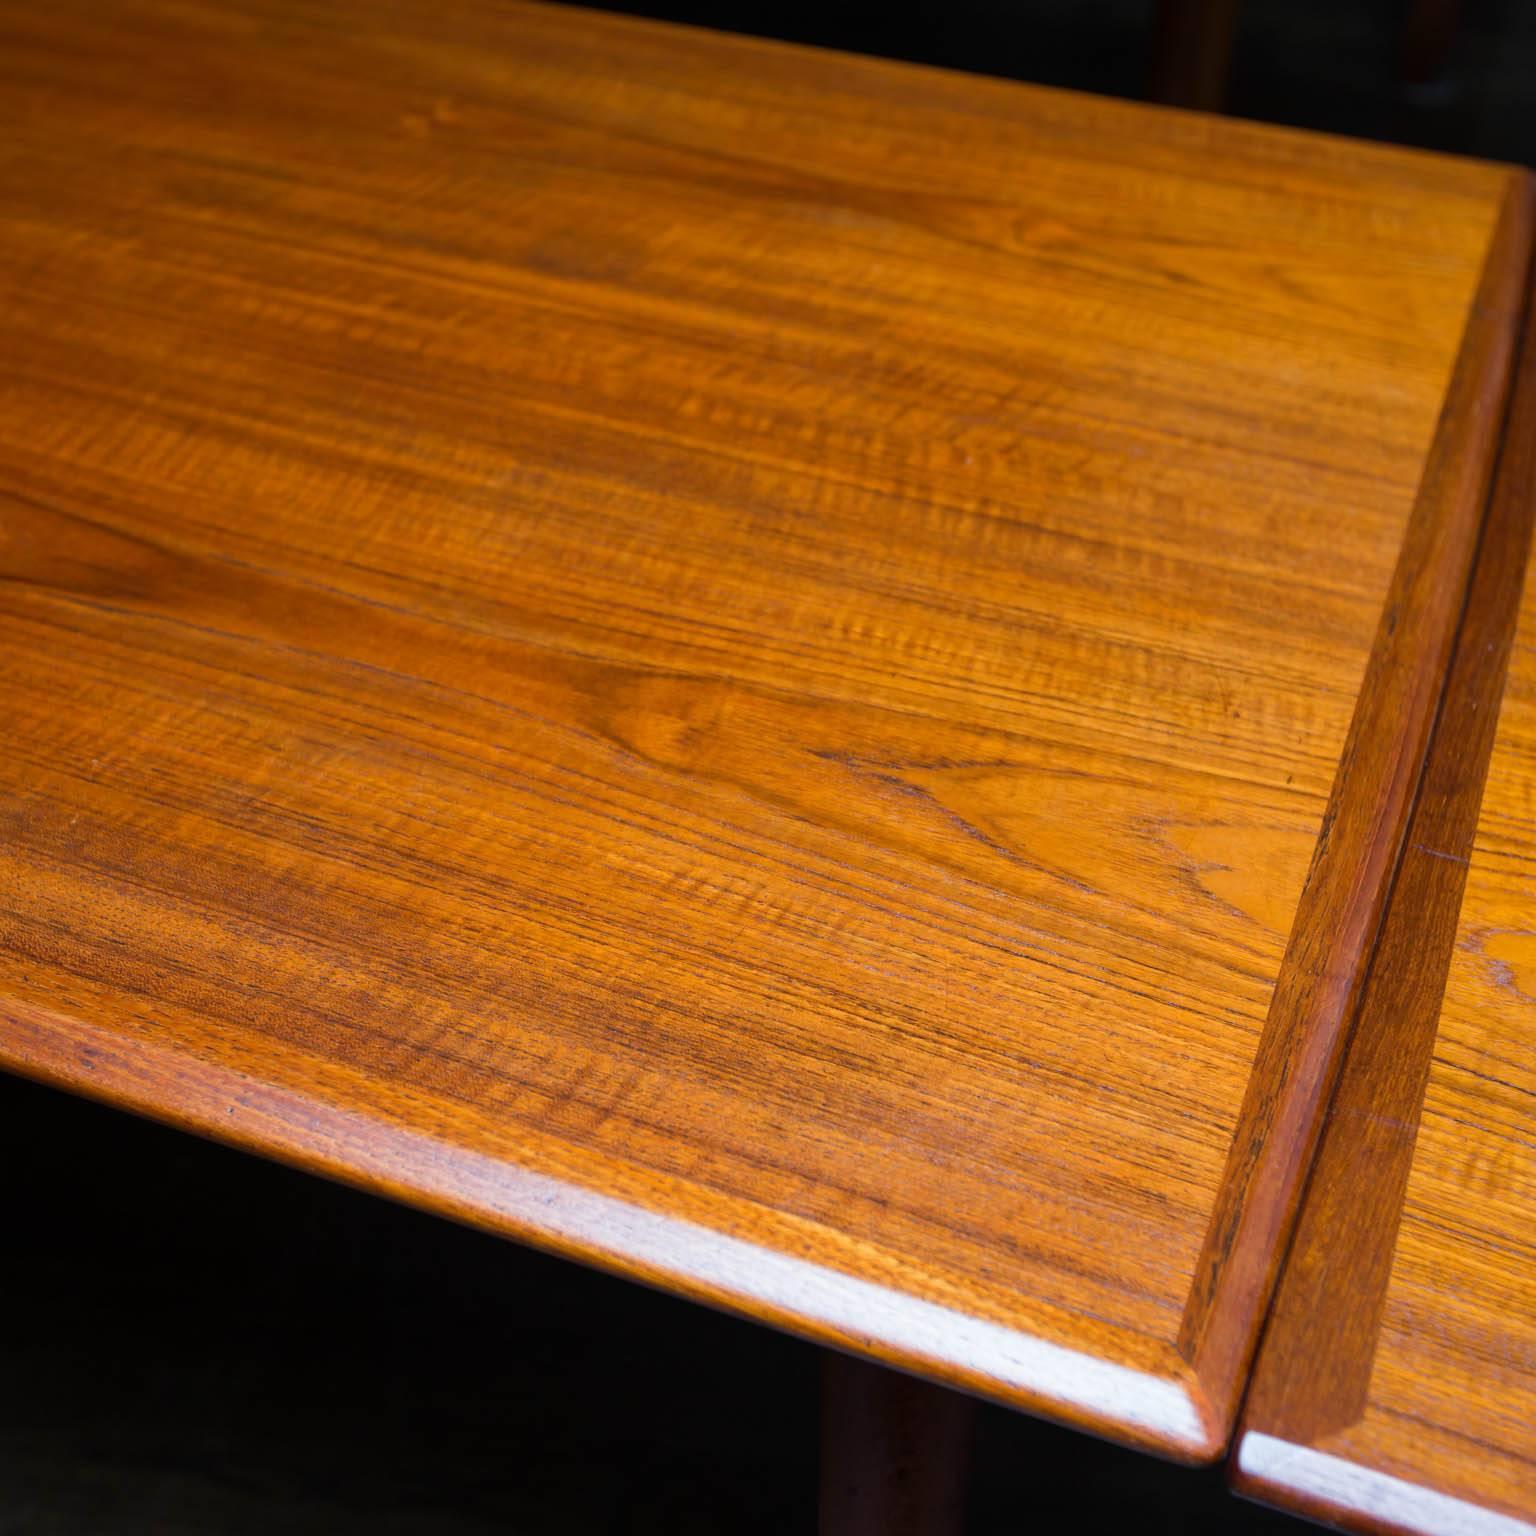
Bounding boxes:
[0,0,1526,1464]
[1234,250,1536,1531]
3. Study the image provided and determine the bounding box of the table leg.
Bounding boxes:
[1399,0,1462,89]
[1150,0,1240,112]
[818,1352,976,1536]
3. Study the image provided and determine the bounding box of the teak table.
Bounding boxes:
[1,1,1532,1530]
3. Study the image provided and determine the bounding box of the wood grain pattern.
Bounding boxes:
[0,0,1515,1459]
[1181,171,1536,1438]
[1234,262,1536,1533]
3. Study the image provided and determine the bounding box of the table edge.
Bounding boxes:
[1178,165,1536,1441]
[1227,173,1536,1533]
[0,994,1221,1462]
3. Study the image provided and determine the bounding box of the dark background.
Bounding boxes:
[9,3,1531,1532]
[573,0,1536,165]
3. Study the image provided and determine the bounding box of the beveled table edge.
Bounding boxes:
[0,995,1221,1461]
[1181,166,1536,1441]
[1235,1435,1536,1536]
[1228,171,1536,1533]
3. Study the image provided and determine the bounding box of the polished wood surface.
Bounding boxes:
[1234,276,1536,1533]
[0,0,1516,1458]
[1184,170,1533,1439]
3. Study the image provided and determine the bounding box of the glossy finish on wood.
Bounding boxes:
[1234,268,1536,1533]
[1184,171,1534,1440]
[0,0,1517,1459]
